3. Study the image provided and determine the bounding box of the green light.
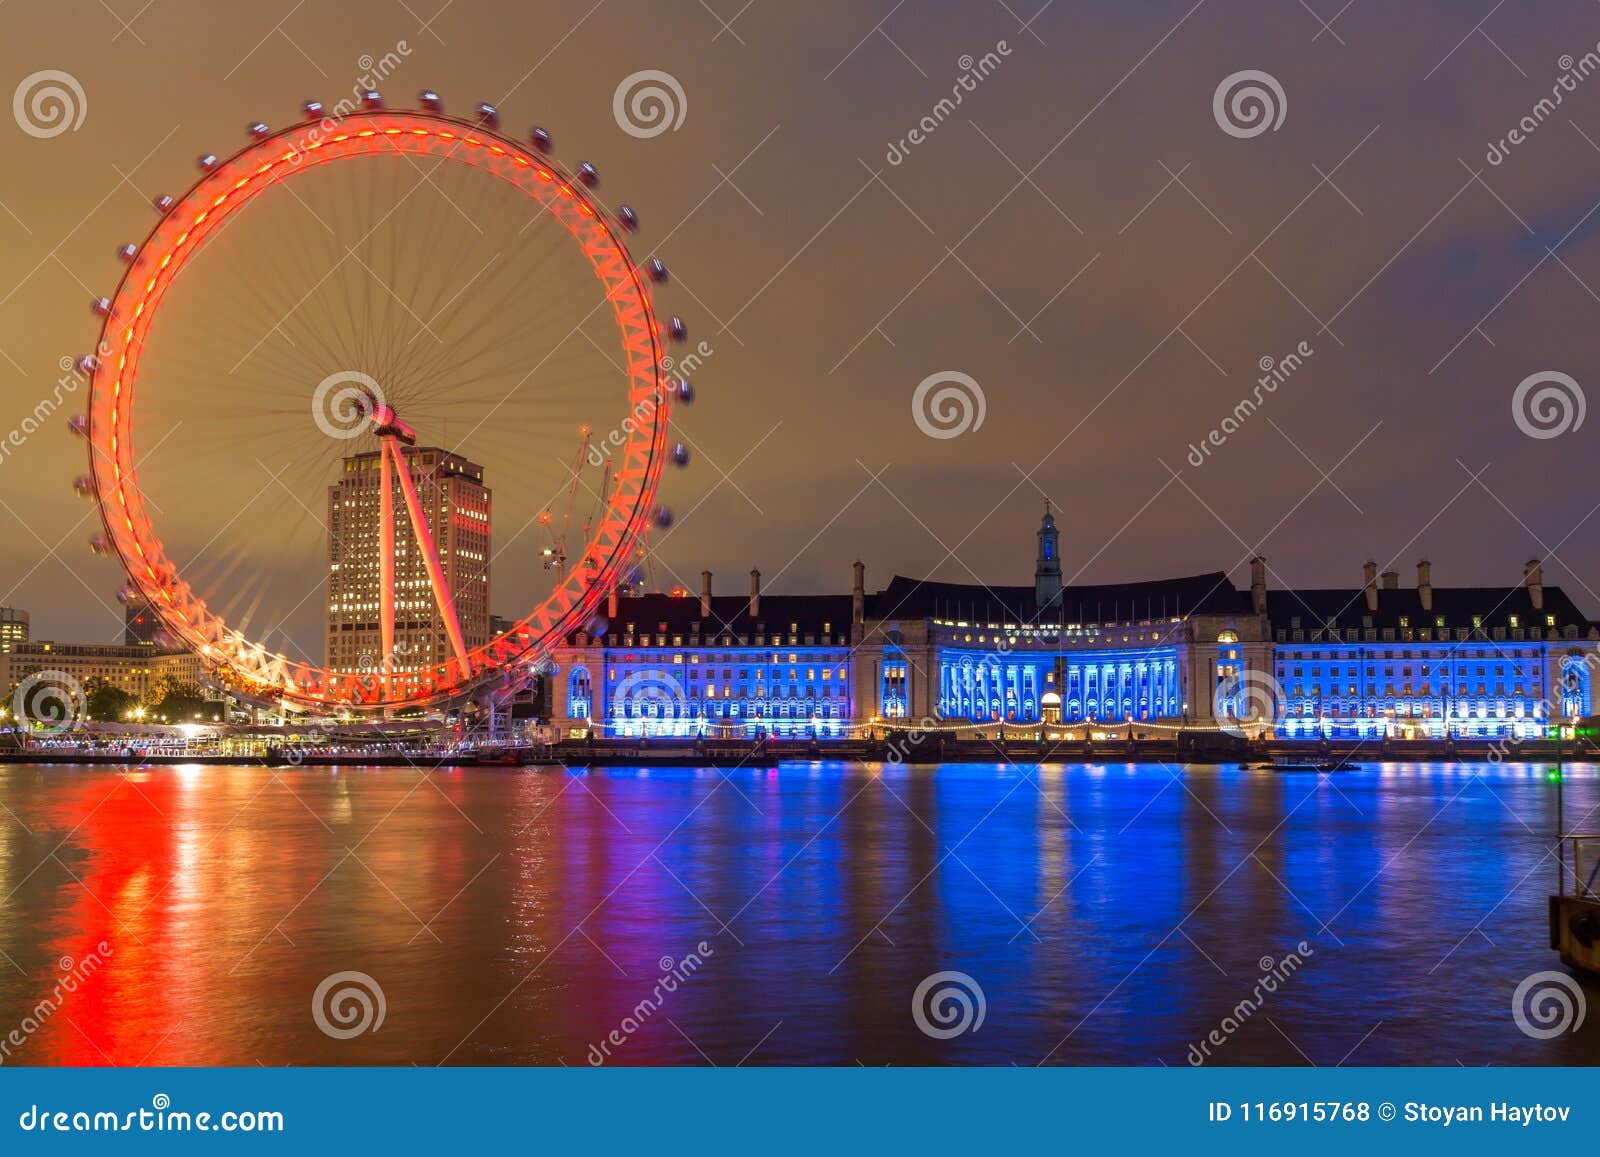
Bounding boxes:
[1549,769,1563,783]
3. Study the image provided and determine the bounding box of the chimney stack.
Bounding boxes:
[1363,560,1378,612]
[1381,569,1399,590]
[607,583,619,621]
[852,560,866,625]
[1249,556,1267,616]
[749,568,761,619]
[1418,560,1432,612]
[1525,558,1545,611]
[700,570,713,619]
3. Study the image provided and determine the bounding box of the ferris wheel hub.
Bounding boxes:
[368,397,416,445]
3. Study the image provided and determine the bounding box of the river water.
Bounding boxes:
[0,760,1596,1066]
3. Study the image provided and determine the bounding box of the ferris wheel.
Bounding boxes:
[70,92,693,712]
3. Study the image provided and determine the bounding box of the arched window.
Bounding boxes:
[1562,655,1592,719]
[568,667,593,719]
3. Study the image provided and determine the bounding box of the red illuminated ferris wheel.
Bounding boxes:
[71,93,692,712]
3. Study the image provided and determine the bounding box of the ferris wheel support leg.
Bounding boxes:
[379,439,396,675]
[386,435,472,681]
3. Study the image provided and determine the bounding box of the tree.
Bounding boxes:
[83,677,138,723]
[150,680,218,722]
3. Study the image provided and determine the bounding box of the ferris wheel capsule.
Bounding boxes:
[76,355,100,375]
[647,258,668,284]
[198,154,219,172]
[247,122,271,140]
[577,162,599,187]
[475,103,499,129]
[302,100,324,120]
[88,533,111,555]
[153,194,175,214]
[67,414,88,438]
[668,316,687,342]
[671,442,689,467]
[529,126,553,153]
[675,380,694,405]
[72,475,94,498]
[91,297,112,317]
[115,583,138,603]
[617,204,639,232]
[116,243,138,262]
[419,90,444,112]
[653,505,673,528]
[361,91,384,110]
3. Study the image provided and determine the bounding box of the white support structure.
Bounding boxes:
[379,439,396,675]
[385,434,472,681]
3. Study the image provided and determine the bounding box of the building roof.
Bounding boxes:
[1264,584,1592,632]
[866,572,1247,625]
[574,570,1596,642]
[591,592,855,639]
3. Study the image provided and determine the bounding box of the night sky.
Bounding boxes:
[4,0,1600,651]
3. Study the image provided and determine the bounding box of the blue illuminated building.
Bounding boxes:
[545,512,1598,740]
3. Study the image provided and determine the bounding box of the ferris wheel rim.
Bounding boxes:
[81,105,674,711]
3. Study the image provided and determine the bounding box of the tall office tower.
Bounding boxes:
[123,595,159,646]
[0,607,28,654]
[326,447,491,674]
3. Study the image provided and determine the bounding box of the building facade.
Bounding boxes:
[326,447,492,674]
[0,641,215,705]
[545,512,1599,741]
